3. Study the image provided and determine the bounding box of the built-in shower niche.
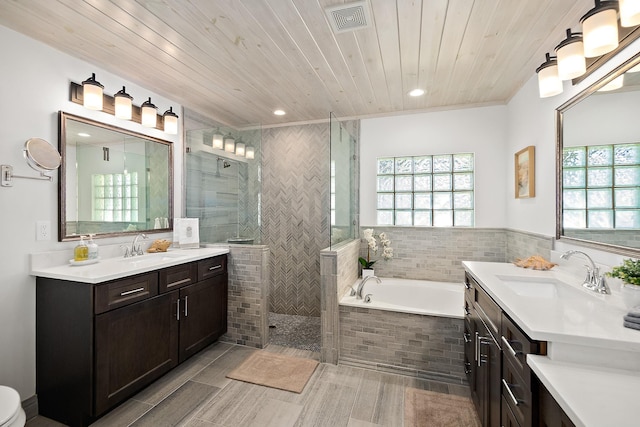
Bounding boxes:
[185,125,262,245]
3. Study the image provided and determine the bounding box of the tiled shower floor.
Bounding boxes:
[268,312,321,353]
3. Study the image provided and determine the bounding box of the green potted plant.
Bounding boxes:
[358,229,393,277]
[607,258,640,309]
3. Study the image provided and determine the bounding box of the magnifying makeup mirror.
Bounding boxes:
[1,138,61,187]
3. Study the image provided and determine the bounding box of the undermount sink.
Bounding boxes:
[496,275,590,300]
[116,251,188,266]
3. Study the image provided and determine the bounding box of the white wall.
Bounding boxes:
[0,25,182,400]
[360,106,508,227]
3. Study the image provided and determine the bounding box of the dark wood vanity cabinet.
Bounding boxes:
[537,379,576,427]
[36,254,228,427]
[464,272,546,427]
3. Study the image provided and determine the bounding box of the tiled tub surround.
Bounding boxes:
[339,305,466,384]
[338,277,465,383]
[358,227,553,281]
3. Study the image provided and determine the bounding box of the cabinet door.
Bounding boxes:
[179,273,228,362]
[475,315,502,427]
[95,292,179,415]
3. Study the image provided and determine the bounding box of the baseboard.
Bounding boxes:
[22,394,38,420]
[339,357,468,385]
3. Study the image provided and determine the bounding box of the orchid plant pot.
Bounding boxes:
[621,283,640,309]
[362,268,374,278]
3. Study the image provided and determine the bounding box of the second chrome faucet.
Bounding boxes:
[560,250,609,294]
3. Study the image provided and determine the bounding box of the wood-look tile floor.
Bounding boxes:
[26,342,471,427]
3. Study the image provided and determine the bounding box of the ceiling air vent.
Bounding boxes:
[325,1,371,33]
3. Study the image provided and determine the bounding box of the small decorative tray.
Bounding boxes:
[69,257,101,266]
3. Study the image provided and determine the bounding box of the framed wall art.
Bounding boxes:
[515,145,535,198]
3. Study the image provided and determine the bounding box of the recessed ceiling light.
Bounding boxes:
[273,109,286,116]
[409,89,425,97]
[78,132,91,137]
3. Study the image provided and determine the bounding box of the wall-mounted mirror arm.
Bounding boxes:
[1,138,61,187]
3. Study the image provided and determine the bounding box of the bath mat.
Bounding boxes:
[404,388,481,427]
[226,351,319,393]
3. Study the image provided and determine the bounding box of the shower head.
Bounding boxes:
[223,161,231,168]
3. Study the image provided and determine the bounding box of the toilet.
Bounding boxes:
[0,386,25,427]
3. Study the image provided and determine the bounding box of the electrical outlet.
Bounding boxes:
[36,220,50,241]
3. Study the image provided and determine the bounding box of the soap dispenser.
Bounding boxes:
[74,236,89,262]
[87,234,99,260]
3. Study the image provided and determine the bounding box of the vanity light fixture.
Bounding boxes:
[162,107,179,135]
[212,130,224,149]
[598,73,625,91]
[273,109,286,116]
[246,146,255,159]
[82,73,104,110]
[235,141,246,157]
[408,88,425,97]
[581,0,619,58]
[141,97,158,128]
[620,0,640,27]
[224,135,235,153]
[114,86,133,120]
[555,29,586,80]
[536,53,563,98]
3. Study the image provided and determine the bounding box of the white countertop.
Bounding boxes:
[462,261,640,352]
[30,247,229,284]
[528,355,639,427]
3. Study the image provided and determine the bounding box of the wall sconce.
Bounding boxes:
[212,130,224,149]
[536,53,563,98]
[82,73,104,110]
[224,135,235,153]
[246,146,255,160]
[141,97,157,128]
[555,29,586,80]
[163,107,179,134]
[114,86,133,120]
[581,0,619,57]
[235,142,246,157]
[620,0,640,27]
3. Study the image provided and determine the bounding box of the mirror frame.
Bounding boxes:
[556,52,640,257]
[58,111,174,241]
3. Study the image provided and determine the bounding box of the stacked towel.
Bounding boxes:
[623,306,640,330]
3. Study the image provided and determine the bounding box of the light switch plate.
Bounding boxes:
[36,220,50,241]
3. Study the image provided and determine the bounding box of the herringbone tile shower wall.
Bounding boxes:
[262,124,331,316]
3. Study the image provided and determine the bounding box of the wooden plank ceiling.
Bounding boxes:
[0,0,592,128]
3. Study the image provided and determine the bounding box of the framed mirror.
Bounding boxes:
[59,112,173,241]
[557,53,640,256]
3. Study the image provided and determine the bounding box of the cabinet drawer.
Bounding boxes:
[95,273,158,314]
[501,396,521,427]
[198,255,227,281]
[502,313,545,381]
[474,283,501,338]
[502,355,533,427]
[159,262,197,293]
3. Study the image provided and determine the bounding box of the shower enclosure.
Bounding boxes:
[184,110,262,244]
[330,112,358,247]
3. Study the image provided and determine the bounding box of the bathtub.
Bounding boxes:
[340,277,464,319]
[338,277,466,383]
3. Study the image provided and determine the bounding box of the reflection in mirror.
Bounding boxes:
[59,112,173,241]
[558,54,640,254]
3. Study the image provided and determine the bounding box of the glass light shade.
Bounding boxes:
[246,146,255,159]
[82,73,103,110]
[114,86,133,120]
[582,4,619,57]
[536,54,563,98]
[620,0,640,27]
[163,107,179,134]
[141,97,157,128]
[599,74,624,91]
[212,132,224,149]
[235,142,246,157]
[224,137,235,153]
[556,31,586,80]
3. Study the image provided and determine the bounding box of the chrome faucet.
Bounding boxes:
[131,233,148,256]
[560,250,609,294]
[351,275,381,299]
